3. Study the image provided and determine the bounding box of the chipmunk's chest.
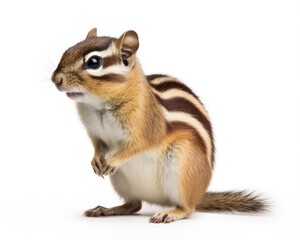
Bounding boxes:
[78,104,127,151]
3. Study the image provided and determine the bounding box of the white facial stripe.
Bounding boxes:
[162,107,212,166]
[84,49,114,62]
[152,88,210,120]
[84,44,128,77]
[86,64,128,77]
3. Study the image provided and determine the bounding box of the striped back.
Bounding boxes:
[147,74,214,167]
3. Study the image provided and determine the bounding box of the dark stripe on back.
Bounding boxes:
[91,73,125,82]
[167,121,207,155]
[150,80,199,100]
[146,74,169,81]
[155,94,215,165]
[154,94,212,135]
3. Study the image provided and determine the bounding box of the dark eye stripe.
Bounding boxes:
[102,55,120,68]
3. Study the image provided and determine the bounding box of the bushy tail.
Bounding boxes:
[196,191,267,213]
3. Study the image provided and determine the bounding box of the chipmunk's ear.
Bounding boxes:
[116,30,139,65]
[86,28,97,39]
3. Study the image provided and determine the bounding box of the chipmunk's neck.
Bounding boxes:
[117,61,166,144]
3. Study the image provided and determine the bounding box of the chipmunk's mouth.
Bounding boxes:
[66,92,84,99]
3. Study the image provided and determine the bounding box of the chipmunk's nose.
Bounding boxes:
[51,72,65,90]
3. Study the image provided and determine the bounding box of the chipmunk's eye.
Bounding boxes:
[85,55,102,69]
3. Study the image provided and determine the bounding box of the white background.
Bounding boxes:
[0,0,299,239]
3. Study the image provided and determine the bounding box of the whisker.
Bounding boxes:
[32,79,52,89]
[35,61,54,73]
[46,56,56,69]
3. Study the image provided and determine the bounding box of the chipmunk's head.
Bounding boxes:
[52,28,139,106]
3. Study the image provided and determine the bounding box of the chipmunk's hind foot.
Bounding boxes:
[84,201,142,217]
[149,207,193,223]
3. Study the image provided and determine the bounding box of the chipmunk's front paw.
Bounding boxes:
[100,161,118,176]
[91,155,118,177]
[91,155,105,177]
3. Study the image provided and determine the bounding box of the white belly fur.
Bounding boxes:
[78,104,127,153]
[110,149,181,206]
[77,102,180,206]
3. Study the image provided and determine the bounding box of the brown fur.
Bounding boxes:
[197,191,267,213]
[52,28,267,223]
[84,201,142,217]
[166,121,207,155]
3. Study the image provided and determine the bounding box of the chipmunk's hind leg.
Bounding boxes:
[149,130,212,223]
[149,207,193,223]
[84,201,142,217]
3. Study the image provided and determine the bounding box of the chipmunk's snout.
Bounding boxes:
[51,72,64,90]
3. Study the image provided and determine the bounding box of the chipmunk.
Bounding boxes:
[51,28,266,223]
